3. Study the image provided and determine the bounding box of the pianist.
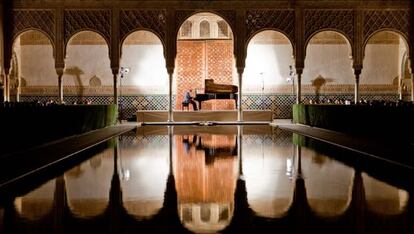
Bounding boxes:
[183,89,198,110]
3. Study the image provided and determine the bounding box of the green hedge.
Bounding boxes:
[0,104,118,156]
[293,104,414,140]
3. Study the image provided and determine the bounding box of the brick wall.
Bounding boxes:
[176,39,235,110]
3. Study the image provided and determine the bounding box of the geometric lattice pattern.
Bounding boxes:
[64,10,112,45]
[246,10,295,43]
[363,10,410,43]
[304,9,354,44]
[12,10,55,43]
[19,93,399,120]
[120,10,166,43]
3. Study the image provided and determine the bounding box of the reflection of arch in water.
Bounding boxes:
[64,148,113,218]
[302,148,354,217]
[14,179,55,220]
[363,172,409,215]
[179,203,234,233]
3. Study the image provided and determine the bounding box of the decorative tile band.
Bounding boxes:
[20,93,399,119]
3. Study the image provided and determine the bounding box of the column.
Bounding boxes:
[4,69,9,101]
[237,68,243,122]
[295,68,303,104]
[56,68,64,103]
[168,71,174,122]
[411,73,414,102]
[354,68,361,104]
[112,68,118,105]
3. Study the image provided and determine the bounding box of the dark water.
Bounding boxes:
[0,125,413,234]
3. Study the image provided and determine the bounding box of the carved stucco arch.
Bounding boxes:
[119,9,167,58]
[64,29,111,60]
[304,29,353,60]
[120,29,166,59]
[175,10,236,40]
[10,28,56,74]
[363,28,410,59]
[246,28,296,60]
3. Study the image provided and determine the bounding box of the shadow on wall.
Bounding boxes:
[65,66,85,102]
[311,75,333,103]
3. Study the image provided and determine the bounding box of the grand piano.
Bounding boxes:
[194,79,238,110]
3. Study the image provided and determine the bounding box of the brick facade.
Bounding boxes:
[176,39,235,110]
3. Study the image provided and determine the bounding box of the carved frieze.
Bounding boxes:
[246,10,295,43]
[363,10,409,43]
[64,10,111,45]
[175,10,196,33]
[120,10,166,43]
[216,10,236,32]
[12,10,55,43]
[304,9,354,44]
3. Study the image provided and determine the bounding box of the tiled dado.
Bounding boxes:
[20,93,398,119]
[18,84,401,95]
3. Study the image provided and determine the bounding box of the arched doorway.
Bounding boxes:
[176,12,235,111]
[12,30,56,103]
[304,31,353,104]
[362,31,409,102]
[120,30,168,120]
[64,31,112,105]
[245,30,294,118]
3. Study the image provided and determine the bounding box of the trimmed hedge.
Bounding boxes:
[293,104,414,141]
[0,104,118,156]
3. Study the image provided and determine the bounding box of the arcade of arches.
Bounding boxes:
[0,1,413,120]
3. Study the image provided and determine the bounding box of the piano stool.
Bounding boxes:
[181,102,189,111]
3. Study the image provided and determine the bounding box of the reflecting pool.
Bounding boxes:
[0,126,413,234]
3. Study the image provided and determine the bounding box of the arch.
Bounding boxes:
[121,29,165,57]
[12,28,55,53]
[363,29,410,58]
[11,29,57,101]
[65,29,110,58]
[175,12,235,111]
[246,28,296,56]
[217,20,229,38]
[65,148,113,218]
[362,173,409,215]
[305,29,353,59]
[199,20,211,38]
[120,30,168,90]
[120,28,166,58]
[15,179,55,220]
[10,29,55,70]
[302,148,354,217]
[175,11,235,40]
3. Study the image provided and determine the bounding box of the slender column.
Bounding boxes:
[237,68,243,122]
[411,72,414,102]
[168,70,174,122]
[56,68,64,103]
[112,68,119,105]
[295,68,303,104]
[354,69,361,104]
[4,69,9,101]
[237,125,243,176]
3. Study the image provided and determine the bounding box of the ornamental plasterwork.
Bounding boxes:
[64,10,111,45]
[363,10,410,43]
[304,9,354,45]
[12,10,55,43]
[120,10,166,43]
[246,10,295,43]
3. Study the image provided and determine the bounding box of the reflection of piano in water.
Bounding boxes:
[196,135,237,164]
[194,79,238,110]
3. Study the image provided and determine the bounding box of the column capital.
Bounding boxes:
[353,67,362,76]
[55,67,64,77]
[166,66,175,75]
[111,67,119,76]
